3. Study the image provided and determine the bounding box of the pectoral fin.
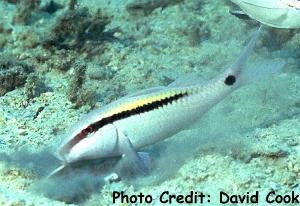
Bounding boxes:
[116,128,151,175]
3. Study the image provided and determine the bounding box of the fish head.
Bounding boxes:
[57,123,118,164]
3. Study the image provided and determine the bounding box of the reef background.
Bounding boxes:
[0,0,300,205]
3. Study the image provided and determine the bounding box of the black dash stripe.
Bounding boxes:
[90,92,189,132]
[64,91,189,151]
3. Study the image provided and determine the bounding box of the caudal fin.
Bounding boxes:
[230,25,262,74]
[240,59,285,84]
[230,25,285,85]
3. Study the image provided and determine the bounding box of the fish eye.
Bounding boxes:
[224,75,236,86]
[81,126,94,135]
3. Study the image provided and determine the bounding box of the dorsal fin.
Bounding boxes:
[167,74,206,88]
[126,86,166,98]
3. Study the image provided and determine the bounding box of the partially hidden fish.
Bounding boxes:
[231,0,300,28]
[49,26,284,177]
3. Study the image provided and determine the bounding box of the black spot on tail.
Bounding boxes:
[224,75,236,86]
[65,91,189,150]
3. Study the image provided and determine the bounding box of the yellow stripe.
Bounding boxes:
[103,91,178,117]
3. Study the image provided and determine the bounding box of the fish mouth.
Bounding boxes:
[57,151,74,164]
[55,146,72,163]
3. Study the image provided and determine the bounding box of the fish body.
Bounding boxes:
[61,68,242,164]
[51,27,283,176]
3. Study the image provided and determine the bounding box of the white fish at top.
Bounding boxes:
[49,26,284,177]
[231,0,300,28]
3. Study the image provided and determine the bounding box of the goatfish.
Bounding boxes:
[49,26,284,177]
